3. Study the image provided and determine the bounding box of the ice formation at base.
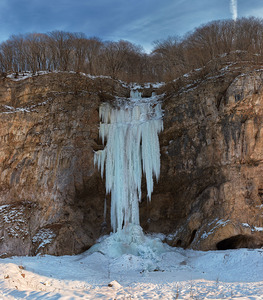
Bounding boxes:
[88,224,168,263]
[94,90,163,233]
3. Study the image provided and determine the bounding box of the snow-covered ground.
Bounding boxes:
[0,239,262,299]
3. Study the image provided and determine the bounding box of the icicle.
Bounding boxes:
[94,91,163,233]
[130,90,142,99]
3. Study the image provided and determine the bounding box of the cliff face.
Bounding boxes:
[141,65,263,250]
[0,72,128,256]
[0,66,263,256]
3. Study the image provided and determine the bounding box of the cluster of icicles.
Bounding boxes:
[94,90,163,233]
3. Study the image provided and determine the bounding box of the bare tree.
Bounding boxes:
[153,36,186,80]
[85,37,103,75]
[101,40,144,80]
[47,31,74,71]
[0,18,263,82]
[0,40,15,72]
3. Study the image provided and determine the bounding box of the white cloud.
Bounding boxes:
[230,0,238,21]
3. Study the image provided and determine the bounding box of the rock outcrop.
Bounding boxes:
[0,72,128,256]
[0,64,263,256]
[141,63,263,250]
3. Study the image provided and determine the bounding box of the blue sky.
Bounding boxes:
[0,0,263,52]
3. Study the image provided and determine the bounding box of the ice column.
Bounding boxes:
[94,91,163,233]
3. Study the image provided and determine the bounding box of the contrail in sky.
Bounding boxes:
[230,0,238,21]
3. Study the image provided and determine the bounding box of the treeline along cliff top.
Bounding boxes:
[1,17,263,82]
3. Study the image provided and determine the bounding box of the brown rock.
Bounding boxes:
[0,72,128,256]
[1,65,263,255]
[144,64,263,250]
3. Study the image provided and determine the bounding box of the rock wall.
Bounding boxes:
[140,65,263,250]
[0,72,128,256]
[0,66,263,256]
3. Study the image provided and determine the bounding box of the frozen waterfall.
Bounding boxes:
[94,90,163,233]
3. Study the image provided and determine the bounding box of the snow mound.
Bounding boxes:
[87,225,167,261]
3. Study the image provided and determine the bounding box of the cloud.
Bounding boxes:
[1,0,262,52]
[230,0,238,21]
[108,0,228,51]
